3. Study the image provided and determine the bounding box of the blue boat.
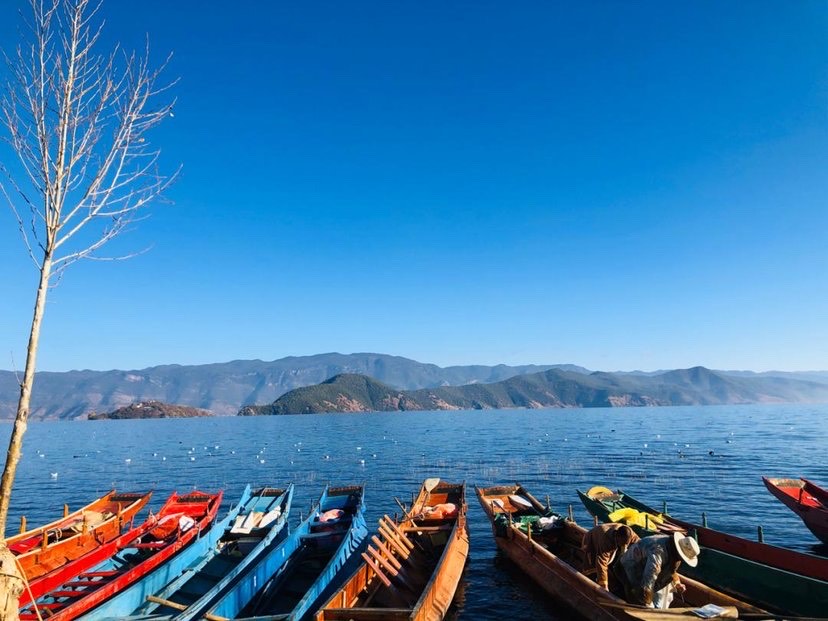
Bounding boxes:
[233,484,368,621]
[115,485,293,620]
[84,486,253,619]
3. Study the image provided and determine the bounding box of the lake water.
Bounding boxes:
[3,403,827,619]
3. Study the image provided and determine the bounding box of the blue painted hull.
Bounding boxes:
[136,485,293,619]
[229,485,369,621]
[87,485,252,620]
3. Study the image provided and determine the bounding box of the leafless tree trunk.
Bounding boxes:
[0,0,175,610]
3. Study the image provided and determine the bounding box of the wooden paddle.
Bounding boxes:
[423,477,440,510]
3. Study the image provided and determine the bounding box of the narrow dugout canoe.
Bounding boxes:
[126,485,293,619]
[315,478,469,621]
[19,490,222,621]
[578,486,828,617]
[235,484,369,621]
[477,484,767,621]
[13,490,152,581]
[7,491,122,553]
[763,476,828,545]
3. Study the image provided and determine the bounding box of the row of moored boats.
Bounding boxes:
[5,476,827,620]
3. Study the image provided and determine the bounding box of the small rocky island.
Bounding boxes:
[88,400,213,420]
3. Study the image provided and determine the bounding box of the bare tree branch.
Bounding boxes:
[0,0,177,576]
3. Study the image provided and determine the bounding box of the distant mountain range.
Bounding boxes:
[240,367,828,415]
[1,353,825,420]
[0,353,580,420]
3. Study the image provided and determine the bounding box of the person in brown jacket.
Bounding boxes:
[582,523,640,590]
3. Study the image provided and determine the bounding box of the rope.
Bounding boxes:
[13,551,43,621]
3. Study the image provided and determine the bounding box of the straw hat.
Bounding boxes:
[673,532,700,567]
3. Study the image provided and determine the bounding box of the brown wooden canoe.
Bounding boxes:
[315,479,469,621]
[12,490,152,581]
[475,484,767,621]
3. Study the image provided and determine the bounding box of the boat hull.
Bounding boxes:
[477,485,763,621]
[77,486,252,619]
[316,479,469,621]
[141,485,293,620]
[763,476,828,544]
[578,487,828,617]
[20,491,223,621]
[237,484,369,621]
[478,485,622,621]
[14,491,152,581]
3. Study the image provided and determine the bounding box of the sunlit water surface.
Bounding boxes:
[3,403,827,620]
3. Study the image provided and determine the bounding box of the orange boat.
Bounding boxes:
[315,478,469,621]
[9,490,152,581]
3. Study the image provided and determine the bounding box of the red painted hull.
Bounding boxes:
[763,477,828,545]
[20,490,223,620]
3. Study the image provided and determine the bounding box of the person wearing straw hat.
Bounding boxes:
[616,532,701,608]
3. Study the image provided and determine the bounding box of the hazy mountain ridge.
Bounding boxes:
[2,354,825,420]
[241,366,828,415]
[0,353,575,420]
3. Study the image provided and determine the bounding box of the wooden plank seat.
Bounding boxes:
[132,541,167,549]
[320,608,412,620]
[78,570,120,577]
[47,590,88,598]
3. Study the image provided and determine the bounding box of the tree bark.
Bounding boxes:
[0,255,52,538]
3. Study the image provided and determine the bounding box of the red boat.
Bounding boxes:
[13,491,152,581]
[763,477,828,545]
[19,490,223,620]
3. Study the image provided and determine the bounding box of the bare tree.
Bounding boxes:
[0,0,175,609]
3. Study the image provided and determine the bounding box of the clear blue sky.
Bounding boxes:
[1,1,826,373]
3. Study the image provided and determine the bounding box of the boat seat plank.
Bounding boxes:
[49,590,88,598]
[79,570,120,577]
[133,541,167,549]
[321,608,412,620]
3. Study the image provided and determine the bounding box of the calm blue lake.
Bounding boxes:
[3,403,827,619]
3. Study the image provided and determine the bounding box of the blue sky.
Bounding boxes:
[0,1,826,373]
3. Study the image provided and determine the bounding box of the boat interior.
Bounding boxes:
[241,486,365,617]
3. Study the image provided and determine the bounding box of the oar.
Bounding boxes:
[423,477,440,507]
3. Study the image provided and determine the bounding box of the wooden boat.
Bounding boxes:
[578,485,828,617]
[315,478,469,621]
[233,484,369,621]
[201,484,369,621]
[126,485,293,619]
[19,490,223,620]
[75,486,253,619]
[476,484,767,621]
[579,486,828,581]
[12,490,152,581]
[763,476,828,544]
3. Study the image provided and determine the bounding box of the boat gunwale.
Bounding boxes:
[20,490,224,621]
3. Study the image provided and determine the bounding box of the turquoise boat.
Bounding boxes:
[578,486,828,618]
[85,485,252,619]
[217,484,368,621]
[117,485,293,619]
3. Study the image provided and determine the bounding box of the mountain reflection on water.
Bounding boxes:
[4,403,827,619]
